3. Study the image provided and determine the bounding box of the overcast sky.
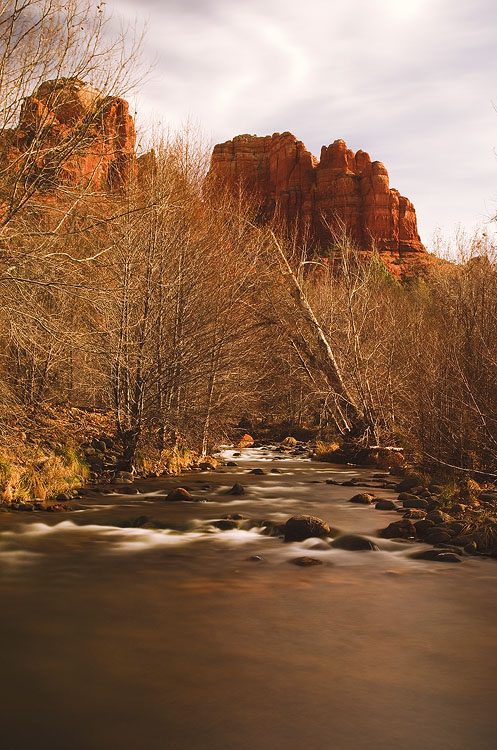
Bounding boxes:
[109,0,497,249]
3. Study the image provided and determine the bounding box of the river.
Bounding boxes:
[1,446,496,750]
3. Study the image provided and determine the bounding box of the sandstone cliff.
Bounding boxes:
[2,78,137,194]
[208,132,428,278]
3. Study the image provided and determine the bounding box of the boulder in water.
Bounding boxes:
[411,549,462,563]
[422,528,453,544]
[211,519,239,530]
[290,556,323,567]
[375,499,397,510]
[284,515,331,542]
[331,534,379,551]
[349,492,376,504]
[381,519,416,539]
[164,487,194,502]
[227,483,245,496]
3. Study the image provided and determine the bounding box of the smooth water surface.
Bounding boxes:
[1,448,496,750]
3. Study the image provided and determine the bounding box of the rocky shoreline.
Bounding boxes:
[2,437,497,565]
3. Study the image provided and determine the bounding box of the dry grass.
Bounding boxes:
[315,441,340,462]
[135,445,199,476]
[0,444,89,502]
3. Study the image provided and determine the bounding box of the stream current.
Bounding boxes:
[1,447,496,750]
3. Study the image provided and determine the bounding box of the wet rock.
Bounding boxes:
[131,515,150,527]
[211,519,239,530]
[426,510,451,525]
[331,535,379,551]
[422,528,453,544]
[450,534,474,547]
[227,483,245,496]
[249,468,265,475]
[403,509,426,519]
[270,468,282,474]
[290,557,323,567]
[223,513,247,521]
[55,492,71,503]
[233,452,241,457]
[414,519,436,536]
[349,493,376,504]
[309,541,331,550]
[199,461,217,471]
[164,488,194,502]
[433,544,464,555]
[341,480,357,487]
[398,492,418,502]
[428,484,444,493]
[375,499,397,510]
[381,519,416,539]
[395,476,425,493]
[18,502,34,512]
[226,461,238,467]
[282,436,298,447]
[427,499,442,511]
[326,479,339,485]
[260,520,285,537]
[284,515,331,542]
[401,496,429,509]
[411,549,462,563]
[119,486,140,495]
[444,520,466,534]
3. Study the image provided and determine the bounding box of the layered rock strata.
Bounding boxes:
[208,132,428,276]
[2,78,137,192]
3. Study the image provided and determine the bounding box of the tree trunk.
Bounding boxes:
[270,230,371,440]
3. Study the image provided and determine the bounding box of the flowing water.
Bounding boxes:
[1,447,496,750]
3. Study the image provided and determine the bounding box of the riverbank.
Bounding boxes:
[2,428,497,560]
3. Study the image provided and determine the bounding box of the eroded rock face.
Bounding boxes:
[208,132,427,277]
[6,78,137,191]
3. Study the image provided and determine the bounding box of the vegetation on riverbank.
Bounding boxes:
[1,1,497,504]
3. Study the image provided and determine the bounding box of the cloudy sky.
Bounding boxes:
[109,0,497,248]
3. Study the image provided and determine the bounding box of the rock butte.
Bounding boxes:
[1,78,137,191]
[3,80,435,279]
[208,132,431,279]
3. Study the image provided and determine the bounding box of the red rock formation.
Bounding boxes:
[6,78,137,192]
[208,132,427,276]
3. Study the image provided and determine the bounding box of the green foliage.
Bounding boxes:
[370,251,400,287]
